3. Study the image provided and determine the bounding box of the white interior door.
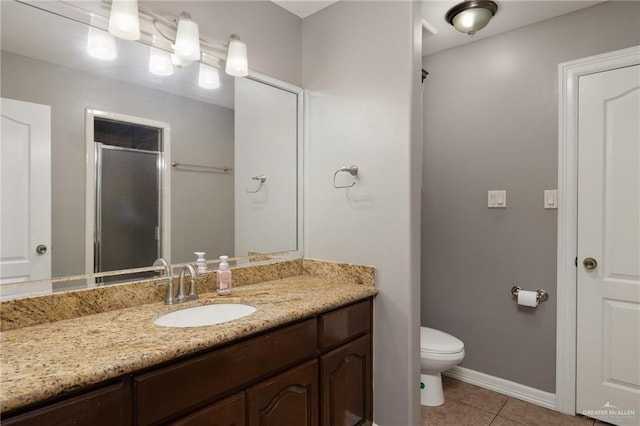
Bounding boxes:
[0,97,52,297]
[576,65,640,425]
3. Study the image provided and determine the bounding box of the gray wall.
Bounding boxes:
[421,1,640,392]
[144,1,302,85]
[303,2,422,424]
[1,52,234,277]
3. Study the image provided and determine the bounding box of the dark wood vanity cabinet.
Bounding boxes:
[318,300,373,426]
[1,381,132,426]
[320,335,372,426]
[168,393,245,426]
[1,298,373,426]
[247,360,319,426]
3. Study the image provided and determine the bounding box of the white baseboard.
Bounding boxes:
[444,366,557,410]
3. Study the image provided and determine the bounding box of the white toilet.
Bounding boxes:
[420,326,465,406]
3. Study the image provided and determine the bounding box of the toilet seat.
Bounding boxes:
[420,327,464,355]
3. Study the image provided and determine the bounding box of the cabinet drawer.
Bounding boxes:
[1,381,131,426]
[318,299,371,349]
[169,393,245,426]
[135,318,317,425]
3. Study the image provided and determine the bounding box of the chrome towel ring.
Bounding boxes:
[333,165,359,189]
[245,175,267,193]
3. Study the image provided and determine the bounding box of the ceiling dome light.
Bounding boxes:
[108,0,140,40]
[225,34,248,77]
[445,1,498,36]
[174,12,201,61]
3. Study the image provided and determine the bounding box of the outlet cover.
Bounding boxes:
[544,190,558,209]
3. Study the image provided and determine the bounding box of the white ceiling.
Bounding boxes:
[270,0,606,56]
[270,0,339,18]
[421,1,605,56]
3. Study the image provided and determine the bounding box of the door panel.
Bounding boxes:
[0,98,51,297]
[576,64,640,425]
[247,360,318,426]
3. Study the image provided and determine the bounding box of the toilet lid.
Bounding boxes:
[420,327,464,354]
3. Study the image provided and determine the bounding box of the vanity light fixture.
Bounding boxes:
[149,47,174,76]
[445,1,498,36]
[198,63,221,89]
[88,15,117,60]
[225,35,248,77]
[173,12,201,62]
[108,0,140,40]
[149,35,174,76]
[101,1,251,80]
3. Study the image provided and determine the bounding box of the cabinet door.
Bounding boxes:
[169,393,245,426]
[135,319,317,425]
[320,335,372,426]
[1,381,131,426]
[247,360,318,426]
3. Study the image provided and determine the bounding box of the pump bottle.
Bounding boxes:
[217,255,232,296]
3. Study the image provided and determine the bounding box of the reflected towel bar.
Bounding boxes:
[171,161,233,173]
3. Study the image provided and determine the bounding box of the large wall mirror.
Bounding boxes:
[0,0,302,298]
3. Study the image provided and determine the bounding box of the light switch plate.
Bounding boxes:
[488,190,506,208]
[544,189,558,209]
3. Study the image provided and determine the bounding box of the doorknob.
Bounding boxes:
[583,257,598,270]
[36,244,47,255]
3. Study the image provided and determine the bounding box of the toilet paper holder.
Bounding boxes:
[511,286,548,302]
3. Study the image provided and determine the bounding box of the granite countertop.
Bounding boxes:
[0,275,377,413]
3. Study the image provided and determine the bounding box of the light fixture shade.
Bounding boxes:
[87,25,117,60]
[108,0,140,40]
[171,53,194,68]
[452,8,492,34]
[225,35,248,77]
[174,14,201,61]
[446,1,498,36]
[198,63,221,89]
[149,47,174,76]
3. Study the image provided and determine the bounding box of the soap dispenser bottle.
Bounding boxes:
[217,255,232,296]
[194,252,207,274]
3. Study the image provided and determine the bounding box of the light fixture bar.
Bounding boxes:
[66,0,250,75]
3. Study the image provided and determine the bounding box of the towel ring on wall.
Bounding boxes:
[333,165,359,189]
[245,175,266,193]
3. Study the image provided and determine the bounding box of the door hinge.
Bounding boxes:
[575,257,578,267]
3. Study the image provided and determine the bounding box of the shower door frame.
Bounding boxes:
[84,108,171,284]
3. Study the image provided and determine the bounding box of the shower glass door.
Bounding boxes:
[93,117,163,284]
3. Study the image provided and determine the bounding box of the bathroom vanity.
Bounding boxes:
[0,262,376,426]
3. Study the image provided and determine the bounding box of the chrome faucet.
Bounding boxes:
[177,264,198,303]
[153,258,176,305]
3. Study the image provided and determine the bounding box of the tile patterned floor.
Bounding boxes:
[421,376,608,426]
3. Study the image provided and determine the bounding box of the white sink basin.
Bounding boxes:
[154,303,257,328]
